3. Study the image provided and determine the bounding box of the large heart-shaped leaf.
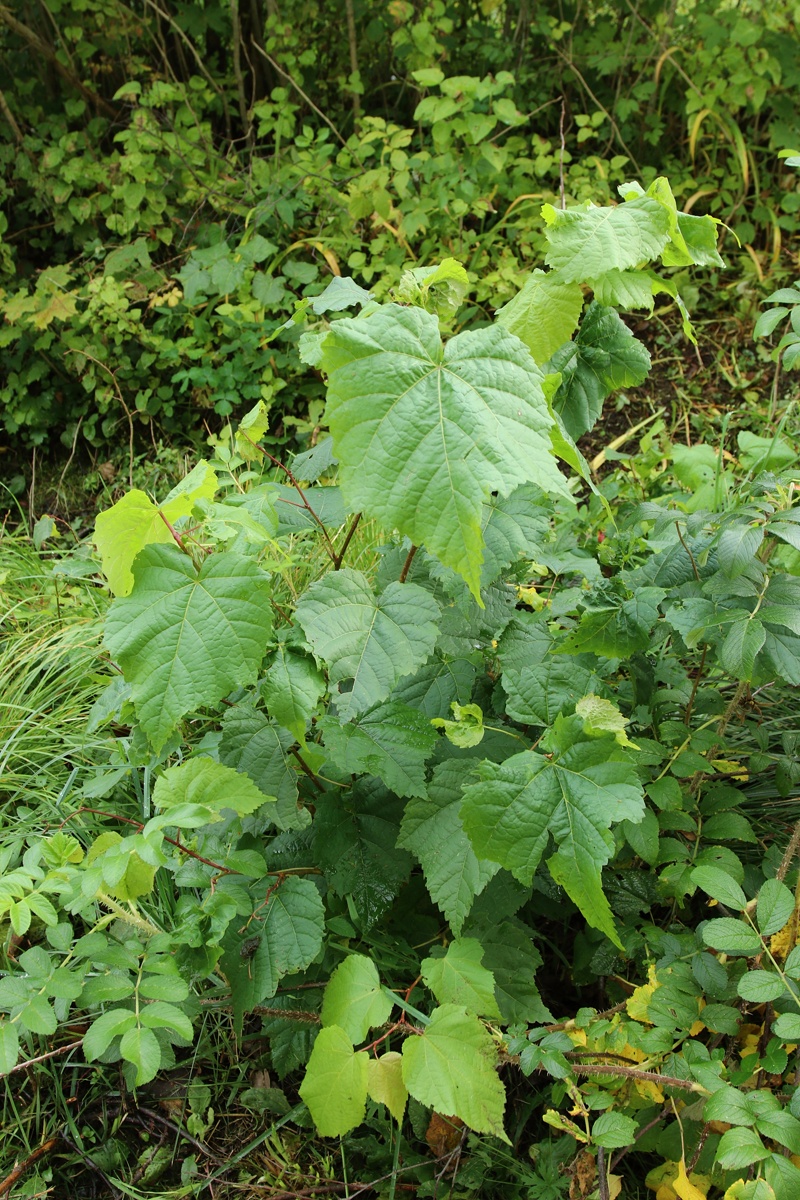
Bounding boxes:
[320,304,572,597]
[104,544,272,749]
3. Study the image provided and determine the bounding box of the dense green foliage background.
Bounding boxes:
[1,0,799,456]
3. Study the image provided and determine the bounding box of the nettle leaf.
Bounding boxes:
[481,484,549,586]
[220,877,325,1029]
[262,644,325,742]
[320,954,393,1043]
[153,757,272,818]
[549,303,651,440]
[104,545,272,750]
[498,614,602,727]
[219,704,304,830]
[367,1052,407,1123]
[399,760,499,937]
[401,1004,508,1141]
[312,779,412,929]
[421,939,501,1019]
[320,303,572,598]
[300,1026,368,1137]
[95,461,217,596]
[461,716,644,947]
[296,568,440,721]
[495,269,584,364]
[319,701,437,798]
[541,196,671,281]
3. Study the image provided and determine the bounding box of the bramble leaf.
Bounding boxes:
[300,1026,368,1136]
[105,545,272,750]
[320,304,572,597]
[321,955,393,1043]
[401,1005,508,1140]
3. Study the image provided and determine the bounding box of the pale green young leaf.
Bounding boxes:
[495,269,584,363]
[367,1052,407,1123]
[320,304,572,598]
[104,545,272,750]
[589,270,656,311]
[576,694,637,748]
[153,757,273,817]
[0,1022,18,1075]
[262,645,326,742]
[398,761,499,937]
[95,461,217,596]
[394,258,470,320]
[234,400,271,461]
[296,569,440,721]
[319,701,436,798]
[120,1025,162,1086]
[321,955,393,1043]
[431,702,485,748]
[541,197,670,281]
[300,1026,369,1136]
[421,939,501,1018]
[18,995,57,1036]
[401,1004,508,1140]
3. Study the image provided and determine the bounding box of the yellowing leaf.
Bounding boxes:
[367,1052,407,1123]
[627,981,657,1023]
[674,1160,709,1200]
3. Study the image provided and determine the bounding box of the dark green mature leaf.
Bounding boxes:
[320,303,572,597]
[480,485,549,586]
[319,701,437,798]
[312,779,412,929]
[391,657,476,720]
[461,716,644,946]
[463,915,551,1023]
[549,304,651,440]
[399,761,499,937]
[296,569,440,721]
[558,587,665,658]
[541,197,671,281]
[757,878,795,936]
[104,545,272,750]
[715,1127,770,1170]
[219,704,305,830]
[495,269,584,364]
[498,614,601,726]
[220,877,325,1030]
